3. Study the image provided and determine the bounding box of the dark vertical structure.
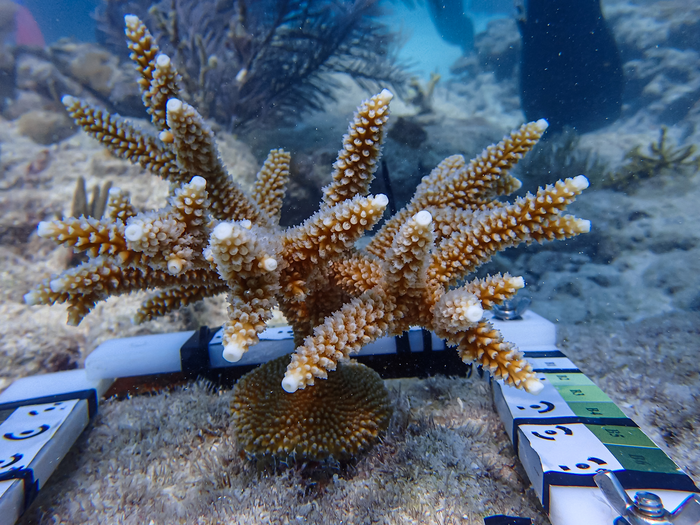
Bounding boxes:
[517,0,623,133]
[427,0,474,53]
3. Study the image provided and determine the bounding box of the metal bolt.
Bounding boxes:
[492,297,531,320]
[594,471,700,525]
[635,492,665,519]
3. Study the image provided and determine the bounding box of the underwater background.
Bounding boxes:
[0,0,699,523]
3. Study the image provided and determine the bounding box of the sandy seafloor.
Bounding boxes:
[1,0,700,523]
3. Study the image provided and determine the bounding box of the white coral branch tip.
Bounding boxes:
[571,175,589,191]
[189,176,206,190]
[23,291,38,305]
[211,222,233,241]
[124,223,145,242]
[155,54,171,67]
[534,119,549,132]
[166,98,183,113]
[167,258,184,275]
[373,194,389,207]
[222,342,246,363]
[510,276,525,288]
[524,377,544,395]
[36,221,55,238]
[413,210,432,226]
[281,371,304,393]
[262,257,277,272]
[377,89,394,104]
[465,302,484,323]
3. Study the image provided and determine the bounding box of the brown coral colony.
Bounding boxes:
[232,356,392,460]
[26,15,591,399]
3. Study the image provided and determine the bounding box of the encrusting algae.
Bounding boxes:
[25,15,591,403]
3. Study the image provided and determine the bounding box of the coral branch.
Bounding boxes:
[146,54,182,131]
[449,322,543,394]
[62,95,185,184]
[28,15,590,401]
[165,98,260,222]
[252,149,290,225]
[462,273,525,310]
[36,217,129,259]
[207,221,280,362]
[367,120,547,259]
[282,289,394,393]
[282,194,388,264]
[104,187,138,222]
[427,175,590,286]
[124,14,160,96]
[384,210,434,296]
[134,283,229,323]
[322,89,393,208]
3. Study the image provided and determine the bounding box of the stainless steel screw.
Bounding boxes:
[635,492,666,518]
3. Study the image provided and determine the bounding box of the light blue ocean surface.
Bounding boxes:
[19,0,99,43]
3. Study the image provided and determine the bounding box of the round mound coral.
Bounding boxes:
[232,355,392,461]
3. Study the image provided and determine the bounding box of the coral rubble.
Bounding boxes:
[25,15,590,396]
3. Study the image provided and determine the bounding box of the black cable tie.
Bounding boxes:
[180,326,213,378]
[483,516,532,525]
[395,331,412,355]
[0,390,98,419]
[0,467,39,512]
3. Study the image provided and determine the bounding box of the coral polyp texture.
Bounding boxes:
[232,355,392,460]
[25,15,591,396]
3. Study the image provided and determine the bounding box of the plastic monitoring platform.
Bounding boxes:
[1,311,697,524]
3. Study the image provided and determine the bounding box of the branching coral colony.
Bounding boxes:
[26,15,591,396]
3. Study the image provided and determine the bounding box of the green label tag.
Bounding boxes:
[544,372,595,387]
[584,425,681,474]
[543,374,626,419]
[605,445,681,474]
[568,402,627,419]
[586,425,657,448]
[555,384,613,403]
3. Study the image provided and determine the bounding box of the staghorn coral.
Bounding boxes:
[71,176,113,222]
[67,176,113,267]
[96,0,408,128]
[404,72,441,116]
[605,127,700,191]
[512,127,609,192]
[26,15,590,398]
[232,355,391,461]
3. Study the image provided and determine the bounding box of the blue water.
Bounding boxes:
[19,0,506,79]
[20,0,99,43]
[382,0,511,79]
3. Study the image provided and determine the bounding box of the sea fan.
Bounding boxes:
[95,0,409,128]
